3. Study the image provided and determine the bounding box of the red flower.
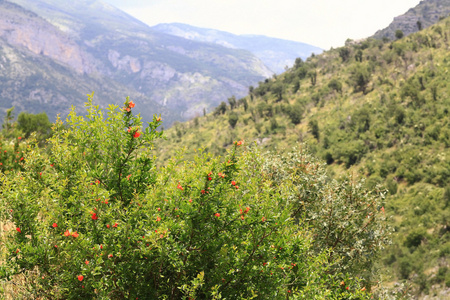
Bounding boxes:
[231,181,236,186]
[100,244,103,249]
[261,217,266,222]
[107,224,110,228]
[91,213,98,220]
[128,101,135,108]
[156,116,161,122]
[64,230,70,237]
[104,199,109,204]
[235,185,239,189]
[52,223,57,228]
[18,137,22,140]
[133,131,141,138]
[156,216,161,222]
[201,190,205,194]
[20,157,24,161]
[208,177,212,181]
[16,227,21,233]
[72,231,79,238]
[235,140,243,146]
[77,275,84,281]
[95,180,100,184]
[108,254,113,258]
[113,222,118,228]
[127,174,132,180]
[85,260,89,265]
[177,183,183,191]
[127,127,132,132]
[188,199,192,203]
[215,213,220,218]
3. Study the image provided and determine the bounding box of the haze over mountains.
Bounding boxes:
[151,23,322,74]
[0,0,323,124]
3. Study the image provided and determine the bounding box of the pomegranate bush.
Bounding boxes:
[0,95,381,299]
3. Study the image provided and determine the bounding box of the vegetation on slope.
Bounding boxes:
[0,99,387,299]
[156,17,450,297]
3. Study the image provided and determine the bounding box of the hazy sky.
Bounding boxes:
[102,0,421,49]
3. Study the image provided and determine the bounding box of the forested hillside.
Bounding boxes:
[156,17,450,297]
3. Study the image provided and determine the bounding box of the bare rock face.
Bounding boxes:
[0,2,96,74]
[107,50,141,73]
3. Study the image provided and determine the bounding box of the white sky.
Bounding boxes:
[102,0,422,49]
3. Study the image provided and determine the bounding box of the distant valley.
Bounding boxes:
[0,0,322,124]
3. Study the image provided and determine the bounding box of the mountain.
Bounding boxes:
[1,0,273,123]
[152,23,323,74]
[372,0,450,40]
[155,17,450,298]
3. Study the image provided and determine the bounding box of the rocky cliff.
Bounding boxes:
[1,0,274,123]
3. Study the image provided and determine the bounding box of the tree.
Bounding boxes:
[17,111,52,140]
[308,70,317,86]
[213,101,227,116]
[339,47,351,62]
[286,104,303,125]
[395,30,404,40]
[308,119,320,140]
[271,82,283,102]
[227,95,236,110]
[349,64,371,94]
[417,20,422,31]
[228,112,238,128]
[328,78,342,94]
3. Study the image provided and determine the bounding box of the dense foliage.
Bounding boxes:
[156,17,450,296]
[0,97,388,299]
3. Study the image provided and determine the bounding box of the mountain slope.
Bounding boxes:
[152,23,322,74]
[373,0,450,40]
[0,0,171,123]
[2,0,273,122]
[156,17,450,297]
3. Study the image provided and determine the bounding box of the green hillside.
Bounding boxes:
[156,17,450,297]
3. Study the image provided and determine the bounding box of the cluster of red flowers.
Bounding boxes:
[91,212,98,220]
[63,230,79,238]
[239,207,250,220]
[124,101,135,112]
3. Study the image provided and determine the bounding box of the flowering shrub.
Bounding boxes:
[0,94,377,299]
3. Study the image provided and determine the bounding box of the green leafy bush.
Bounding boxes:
[0,96,385,299]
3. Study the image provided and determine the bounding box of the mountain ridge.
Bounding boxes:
[152,22,323,74]
[1,0,274,122]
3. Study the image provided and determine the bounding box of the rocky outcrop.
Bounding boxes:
[372,0,450,40]
[0,1,96,74]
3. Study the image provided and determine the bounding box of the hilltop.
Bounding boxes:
[156,17,450,297]
[373,0,450,40]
